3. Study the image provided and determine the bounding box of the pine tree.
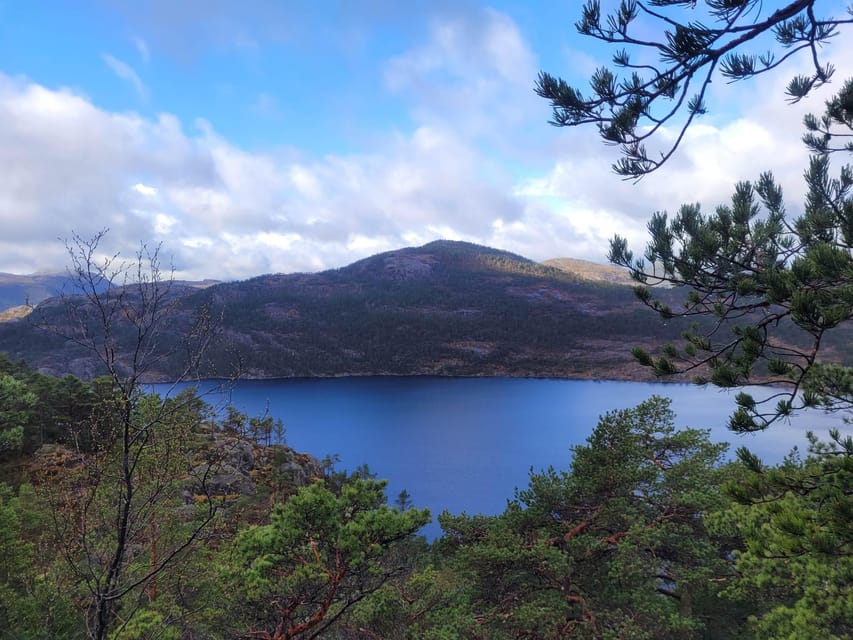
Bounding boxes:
[536,1,852,178]
[439,398,734,639]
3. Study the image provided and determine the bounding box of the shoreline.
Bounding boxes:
[150,370,700,387]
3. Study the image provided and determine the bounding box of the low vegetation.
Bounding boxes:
[2,360,850,639]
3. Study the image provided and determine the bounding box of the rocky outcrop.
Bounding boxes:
[181,432,323,504]
[28,443,85,483]
[186,462,258,499]
[271,449,324,487]
[28,433,323,508]
[214,436,255,472]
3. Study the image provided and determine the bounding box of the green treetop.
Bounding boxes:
[608,84,853,432]
[224,474,429,639]
[439,397,734,639]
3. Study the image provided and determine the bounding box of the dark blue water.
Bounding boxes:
[154,377,841,538]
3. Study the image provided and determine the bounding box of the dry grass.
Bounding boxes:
[0,305,32,322]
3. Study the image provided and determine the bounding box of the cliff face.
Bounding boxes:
[0,241,702,381]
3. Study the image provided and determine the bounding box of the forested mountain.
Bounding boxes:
[0,241,672,381]
[1,240,849,381]
[0,272,220,316]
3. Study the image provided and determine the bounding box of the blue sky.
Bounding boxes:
[0,1,849,280]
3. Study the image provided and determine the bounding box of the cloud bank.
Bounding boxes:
[0,7,847,280]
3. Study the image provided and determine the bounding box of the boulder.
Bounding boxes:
[185,463,256,501]
[215,438,255,472]
[275,460,310,486]
[269,449,323,487]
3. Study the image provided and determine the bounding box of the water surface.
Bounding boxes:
[156,377,840,537]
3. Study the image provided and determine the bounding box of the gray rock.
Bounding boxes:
[275,460,309,486]
[274,453,324,487]
[186,463,256,499]
[217,438,255,472]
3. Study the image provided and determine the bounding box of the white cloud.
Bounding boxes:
[133,183,158,196]
[102,54,149,100]
[132,36,150,63]
[2,7,850,282]
[347,234,393,254]
[0,70,525,279]
[153,213,177,234]
[384,8,540,142]
[5,9,562,279]
[289,166,322,199]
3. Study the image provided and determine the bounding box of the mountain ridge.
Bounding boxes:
[1,240,809,383]
[543,257,636,286]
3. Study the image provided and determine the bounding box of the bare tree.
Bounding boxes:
[38,230,223,640]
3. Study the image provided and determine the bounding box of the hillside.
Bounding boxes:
[0,241,720,381]
[543,257,636,286]
[0,305,31,322]
[0,272,70,312]
[0,272,220,317]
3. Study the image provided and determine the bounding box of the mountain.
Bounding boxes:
[0,272,219,316]
[0,272,70,312]
[0,241,703,381]
[543,257,636,286]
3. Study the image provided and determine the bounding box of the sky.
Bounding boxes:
[0,1,850,280]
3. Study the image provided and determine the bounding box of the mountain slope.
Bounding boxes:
[0,241,689,381]
[543,257,636,286]
[0,273,70,311]
[0,272,220,316]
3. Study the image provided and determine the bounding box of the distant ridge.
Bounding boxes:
[0,272,69,312]
[543,257,635,286]
[0,272,220,318]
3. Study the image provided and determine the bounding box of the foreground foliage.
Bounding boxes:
[712,432,853,639]
[588,67,853,638]
[609,148,853,431]
[436,397,735,639]
[223,476,430,639]
[3,361,852,638]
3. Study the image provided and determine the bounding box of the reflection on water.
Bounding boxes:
[153,377,845,538]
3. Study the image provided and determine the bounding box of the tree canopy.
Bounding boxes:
[609,149,853,431]
[439,397,733,639]
[535,1,853,179]
[539,5,852,635]
[223,474,429,639]
[549,4,853,432]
